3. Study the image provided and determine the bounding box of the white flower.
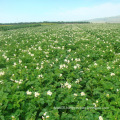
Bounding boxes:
[75,58,81,62]
[68,49,71,52]
[43,112,49,119]
[0,80,3,84]
[86,98,88,101]
[4,56,7,59]
[25,66,27,68]
[42,116,45,120]
[60,83,64,88]
[34,92,40,97]
[74,66,77,69]
[64,82,71,89]
[75,78,82,83]
[117,89,119,92]
[64,59,70,64]
[13,62,17,66]
[6,58,9,61]
[47,90,52,96]
[99,116,103,120]
[74,64,80,69]
[110,73,115,76]
[68,84,71,89]
[36,63,39,66]
[65,82,69,86]
[55,58,58,62]
[38,74,43,78]
[11,115,15,119]
[38,47,42,50]
[81,92,85,96]
[94,63,97,66]
[12,74,14,76]
[18,79,23,84]
[59,64,68,69]
[93,103,97,107]
[26,90,32,95]
[107,66,111,70]
[87,55,90,57]
[0,71,5,76]
[46,116,49,118]
[96,100,98,103]
[64,59,68,62]
[19,59,22,64]
[59,74,62,77]
[36,67,39,69]
[74,93,78,96]
[14,80,18,83]
[43,112,47,116]
[31,54,34,56]
[59,64,63,69]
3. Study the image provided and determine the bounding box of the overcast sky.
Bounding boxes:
[0,0,120,23]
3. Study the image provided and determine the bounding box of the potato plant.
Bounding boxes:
[0,24,120,120]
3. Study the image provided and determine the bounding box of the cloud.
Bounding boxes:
[53,3,120,21]
[1,2,120,23]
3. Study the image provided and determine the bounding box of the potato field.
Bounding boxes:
[0,23,120,120]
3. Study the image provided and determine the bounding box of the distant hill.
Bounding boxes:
[89,15,120,23]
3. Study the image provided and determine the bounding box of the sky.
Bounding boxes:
[0,0,120,23]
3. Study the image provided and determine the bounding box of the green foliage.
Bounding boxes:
[0,24,41,31]
[0,23,120,119]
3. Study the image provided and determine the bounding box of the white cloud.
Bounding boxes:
[1,2,120,23]
[52,3,120,21]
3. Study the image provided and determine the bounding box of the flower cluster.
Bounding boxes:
[0,71,5,76]
[47,90,52,96]
[42,112,49,119]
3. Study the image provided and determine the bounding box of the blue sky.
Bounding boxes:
[0,0,120,23]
